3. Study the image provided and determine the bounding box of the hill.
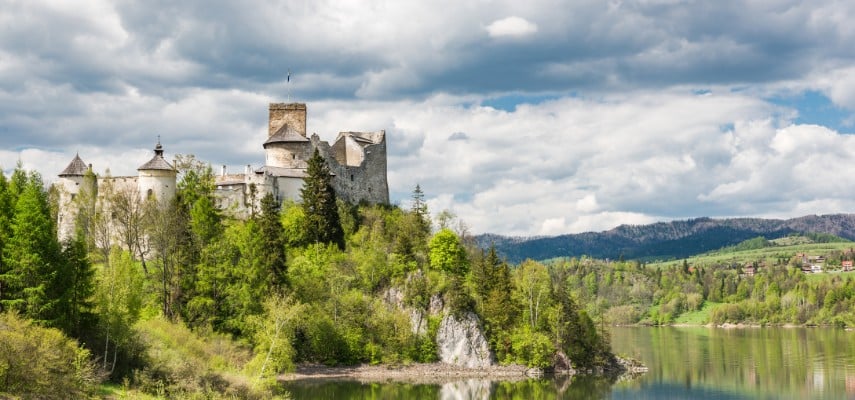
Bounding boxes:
[476,214,855,263]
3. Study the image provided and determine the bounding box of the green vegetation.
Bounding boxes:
[557,235,855,327]
[0,162,614,398]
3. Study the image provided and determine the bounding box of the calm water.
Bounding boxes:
[281,327,855,399]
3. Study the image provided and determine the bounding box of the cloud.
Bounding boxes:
[4,1,855,236]
[486,16,538,38]
[448,132,469,141]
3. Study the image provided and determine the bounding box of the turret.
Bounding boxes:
[137,139,177,203]
[57,153,92,241]
[264,103,310,168]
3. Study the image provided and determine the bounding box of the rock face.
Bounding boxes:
[436,312,495,368]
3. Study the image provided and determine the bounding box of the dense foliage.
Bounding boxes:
[0,163,614,398]
[558,247,855,327]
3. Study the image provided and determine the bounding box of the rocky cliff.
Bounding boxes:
[436,312,495,368]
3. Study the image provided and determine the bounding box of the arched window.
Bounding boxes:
[147,188,153,199]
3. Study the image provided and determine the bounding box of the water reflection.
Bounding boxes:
[610,326,855,399]
[281,327,855,399]
[282,375,616,399]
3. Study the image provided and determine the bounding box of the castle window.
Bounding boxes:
[147,189,153,199]
[350,174,354,182]
[292,154,296,160]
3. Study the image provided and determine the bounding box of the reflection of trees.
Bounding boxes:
[611,327,855,398]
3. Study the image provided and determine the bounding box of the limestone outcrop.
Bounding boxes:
[436,312,495,368]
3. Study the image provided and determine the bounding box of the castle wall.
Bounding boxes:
[276,176,304,202]
[311,131,389,205]
[268,103,306,137]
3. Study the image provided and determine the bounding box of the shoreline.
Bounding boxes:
[279,363,543,384]
[279,357,648,385]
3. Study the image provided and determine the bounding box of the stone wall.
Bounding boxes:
[312,131,389,205]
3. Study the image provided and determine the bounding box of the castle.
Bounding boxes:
[56,102,389,241]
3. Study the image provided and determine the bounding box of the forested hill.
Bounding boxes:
[476,214,855,263]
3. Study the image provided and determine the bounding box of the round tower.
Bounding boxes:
[264,103,311,168]
[137,140,177,203]
[57,153,89,241]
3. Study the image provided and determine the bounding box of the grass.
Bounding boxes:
[673,302,721,325]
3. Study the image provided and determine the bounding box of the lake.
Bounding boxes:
[281,326,855,399]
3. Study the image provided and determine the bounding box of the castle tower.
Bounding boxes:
[264,103,311,168]
[268,103,306,137]
[137,140,177,203]
[57,153,92,241]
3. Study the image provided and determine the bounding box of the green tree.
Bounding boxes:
[301,149,345,249]
[428,228,468,276]
[56,229,96,338]
[258,193,287,286]
[94,248,144,375]
[411,184,429,233]
[0,173,62,324]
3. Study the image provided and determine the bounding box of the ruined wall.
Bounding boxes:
[311,132,389,205]
[268,103,306,137]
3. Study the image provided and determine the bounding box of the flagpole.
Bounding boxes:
[287,69,291,103]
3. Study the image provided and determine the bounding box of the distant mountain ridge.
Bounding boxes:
[475,214,855,263]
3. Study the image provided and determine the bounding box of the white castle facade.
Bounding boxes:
[56,102,389,241]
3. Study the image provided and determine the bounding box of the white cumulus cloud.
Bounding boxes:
[486,16,538,38]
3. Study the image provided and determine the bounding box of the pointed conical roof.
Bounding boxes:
[59,153,88,177]
[264,123,309,147]
[137,140,175,171]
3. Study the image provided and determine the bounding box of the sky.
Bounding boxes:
[3,0,855,236]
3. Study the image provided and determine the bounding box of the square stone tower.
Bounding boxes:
[268,103,307,137]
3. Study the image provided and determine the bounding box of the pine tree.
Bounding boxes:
[57,227,96,337]
[0,173,62,323]
[411,184,429,233]
[301,149,344,249]
[0,171,12,303]
[259,193,287,286]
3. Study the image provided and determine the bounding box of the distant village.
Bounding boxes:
[737,250,855,277]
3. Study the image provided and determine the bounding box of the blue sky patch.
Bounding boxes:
[769,90,853,133]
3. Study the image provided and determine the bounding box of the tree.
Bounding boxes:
[428,228,468,276]
[110,185,148,272]
[94,248,144,375]
[258,193,287,286]
[411,184,429,233]
[145,199,193,320]
[0,173,62,324]
[56,228,96,338]
[301,149,344,249]
[515,260,551,329]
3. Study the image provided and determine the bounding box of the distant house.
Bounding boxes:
[843,260,853,272]
[811,264,823,273]
[801,265,814,274]
[743,264,756,277]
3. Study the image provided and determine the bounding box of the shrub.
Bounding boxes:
[0,312,98,399]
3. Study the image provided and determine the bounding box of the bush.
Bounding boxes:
[510,326,555,368]
[0,312,99,399]
[133,317,265,398]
